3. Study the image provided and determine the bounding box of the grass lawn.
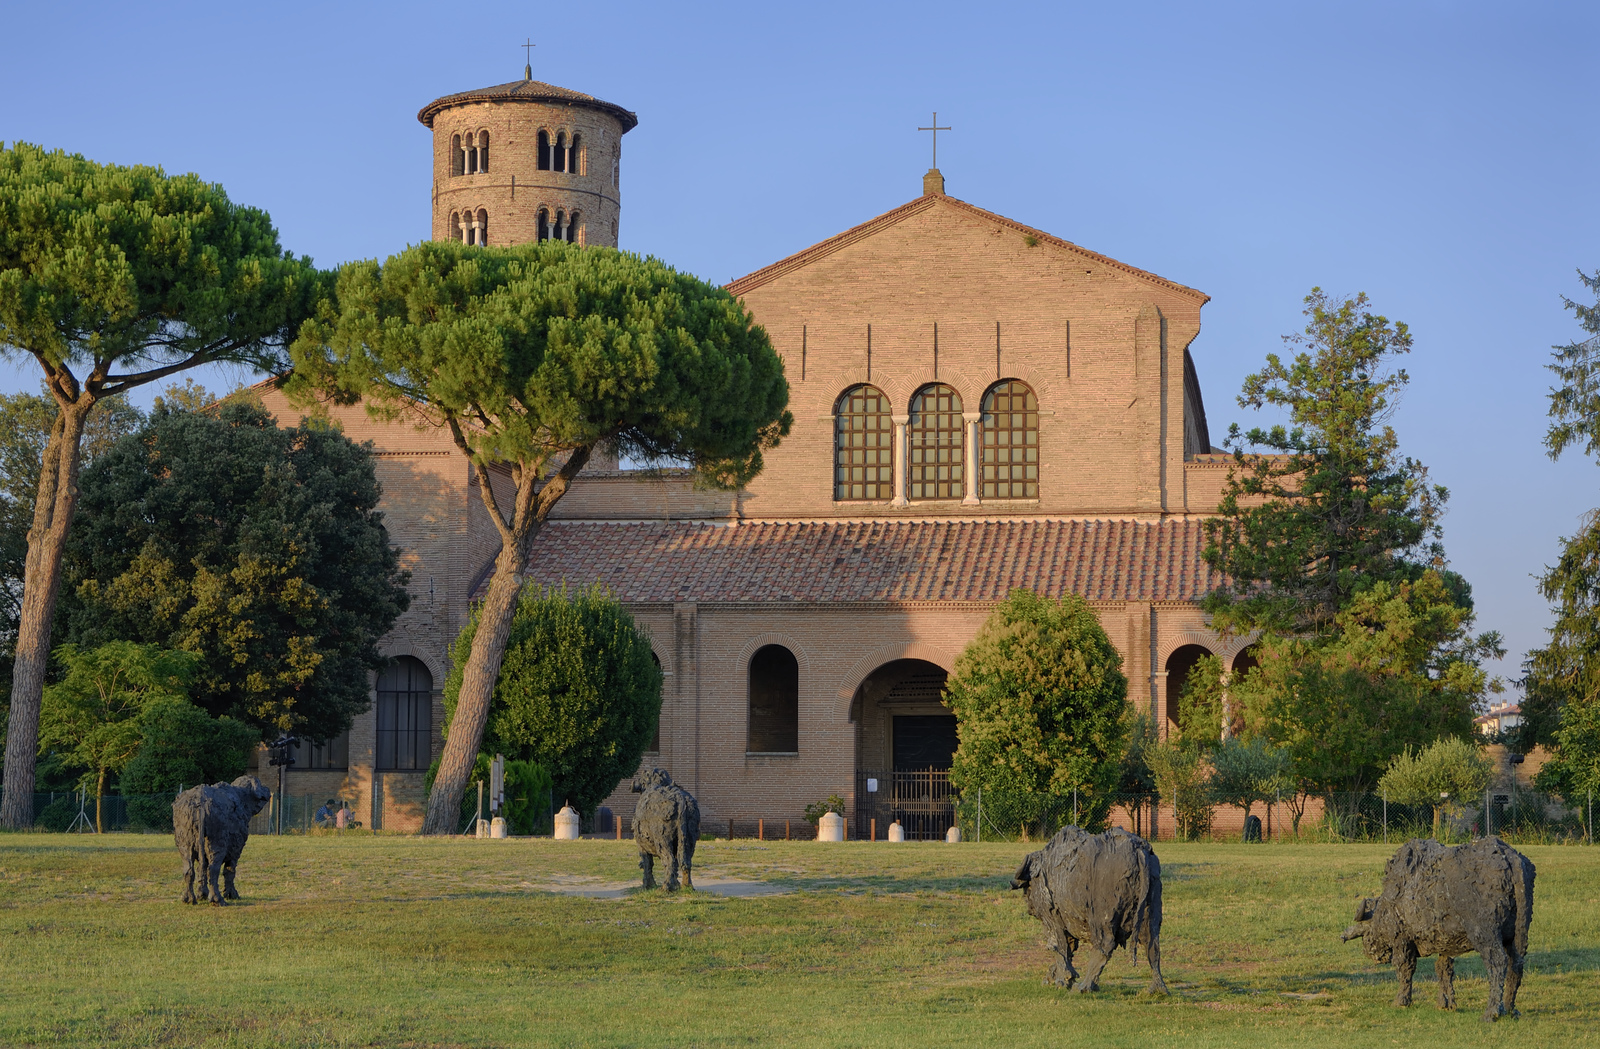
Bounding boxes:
[0,833,1596,1048]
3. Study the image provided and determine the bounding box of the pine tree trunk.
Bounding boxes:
[1,401,92,830]
[420,447,591,835]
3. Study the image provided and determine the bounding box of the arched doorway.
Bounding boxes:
[852,658,954,839]
[1232,644,1259,678]
[1164,645,1212,734]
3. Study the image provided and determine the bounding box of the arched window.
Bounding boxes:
[476,208,488,246]
[450,134,463,177]
[478,131,489,173]
[747,645,798,753]
[908,383,964,500]
[648,652,662,753]
[554,132,568,173]
[537,208,550,242]
[553,209,566,243]
[613,154,620,188]
[570,133,582,175]
[981,380,1039,499]
[376,656,433,770]
[834,385,893,501]
[566,211,580,244]
[538,130,551,171]
[1164,644,1211,733]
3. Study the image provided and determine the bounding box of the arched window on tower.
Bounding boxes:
[835,384,893,501]
[538,130,552,171]
[747,645,798,754]
[647,652,662,753]
[450,135,464,177]
[613,154,620,188]
[467,135,479,174]
[376,656,433,770]
[476,208,488,246]
[537,208,550,242]
[554,132,568,173]
[553,209,566,243]
[566,211,580,244]
[908,383,964,500]
[449,211,462,242]
[570,133,583,175]
[981,379,1039,499]
[478,131,489,173]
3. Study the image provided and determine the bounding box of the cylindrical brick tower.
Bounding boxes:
[418,67,636,249]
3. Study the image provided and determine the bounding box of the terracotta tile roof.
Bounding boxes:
[501,518,1220,604]
[417,78,638,131]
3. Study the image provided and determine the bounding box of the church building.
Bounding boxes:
[261,69,1252,834]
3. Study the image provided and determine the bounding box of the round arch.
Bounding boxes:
[377,642,446,689]
[1164,643,1213,730]
[835,642,958,719]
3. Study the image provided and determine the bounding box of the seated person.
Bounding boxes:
[314,799,338,827]
[335,802,360,830]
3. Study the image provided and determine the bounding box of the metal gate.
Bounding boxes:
[856,768,955,840]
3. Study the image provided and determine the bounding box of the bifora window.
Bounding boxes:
[908,383,963,499]
[376,656,432,771]
[982,379,1039,499]
[835,384,894,501]
[747,645,799,753]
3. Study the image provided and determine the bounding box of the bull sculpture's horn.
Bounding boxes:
[1009,857,1033,890]
[1340,925,1365,942]
[1353,897,1374,923]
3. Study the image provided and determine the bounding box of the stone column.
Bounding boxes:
[962,412,982,506]
[891,414,910,507]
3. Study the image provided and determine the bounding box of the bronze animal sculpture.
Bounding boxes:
[1342,836,1535,1021]
[1010,826,1166,994]
[173,776,272,905]
[631,767,700,891]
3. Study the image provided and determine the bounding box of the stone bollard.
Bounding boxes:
[554,804,581,840]
[490,816,508,838]
[475,818,489,839]
[817,811,845,842]
[946,825,962,843]
[888,820,905,842]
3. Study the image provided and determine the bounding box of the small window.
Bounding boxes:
[537,208,550,242]
[478,131,489,173]
[908,383,964,500]
[293,728,349,770]
[981,380,1039,499]
[554,132,568,173]
[835,385,894,501]
[450,134,463,177]
[376,656,433,771]
[747,645,798,753]
[648,652,662,753]
[566,211,580,244]
[613,155,620,188]
[537,130,551,171]
[449,211,462,242]
[570,133,582,175]
[476,208,488,246]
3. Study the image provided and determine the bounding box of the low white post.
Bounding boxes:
[887,820,905,842]
[817,811,845,842]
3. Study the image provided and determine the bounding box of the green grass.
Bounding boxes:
[1,834,1596,1047]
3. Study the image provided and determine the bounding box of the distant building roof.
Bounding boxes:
[486,518,1220,605]
[417,77,638,131]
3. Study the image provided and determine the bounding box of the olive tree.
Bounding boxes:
[1378,736,1493,837]
[289,240,790,833]
[0,143,319,826]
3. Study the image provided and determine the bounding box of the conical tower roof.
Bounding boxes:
[418,77,637,131]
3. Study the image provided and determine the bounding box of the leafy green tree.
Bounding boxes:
[1378,737,1494,837]
[1177,653,1229,744]
[0,389,142,732]
[1145,738,1213,841]
[37,641,196,830]
[1202,289,1446,636]
[289,239,790,833]
[424,753,554,835]
[945,590,1128,834]
[0,143,320,827]
[58,400,410,742]
[1209,735,1290,838]
[1524,270,1600,796]
[120,697,259,831]
[441,585,662,817]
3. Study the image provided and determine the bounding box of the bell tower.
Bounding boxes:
[418,66,637,248]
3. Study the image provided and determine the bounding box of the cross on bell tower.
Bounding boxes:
[917,111,950,197]
[523,38,536,80]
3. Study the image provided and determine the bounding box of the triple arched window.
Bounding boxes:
[448,209,489,246]
[834,380,1039,503]
[449,131,489,176]
[537,130,583,173]
[536,208,582,244]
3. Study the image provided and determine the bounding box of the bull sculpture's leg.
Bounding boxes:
[639,850,657,890]
[1073,945,1113,994]
[1503,938,1525,1019]
[664,832,682,892]
[206,846,228,906]
[1436,956,1456,1011]
[1043,930,1077,988]
[1144,931,1168,996]
[678,830,695,892]
[181,849,197,905]
[222,858,239,901]
[1479,939,1510,1022]
[1393,942,1418,1007]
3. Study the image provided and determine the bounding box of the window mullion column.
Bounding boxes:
[891,414,910,507]
[962,412,982,505]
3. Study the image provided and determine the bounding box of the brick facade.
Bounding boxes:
[259,154,1250,832]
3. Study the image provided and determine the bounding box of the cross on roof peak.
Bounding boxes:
[917,111,951,169]
[523,38,535,80]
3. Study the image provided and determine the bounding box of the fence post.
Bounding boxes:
[976,788,981,845]
[1485,787,1492,838]
[1382,789,1387,845]
[1073,788,1079,826]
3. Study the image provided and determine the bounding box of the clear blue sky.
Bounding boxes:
[4,1,1597,684]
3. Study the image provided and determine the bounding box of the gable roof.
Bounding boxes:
[418,78,638,132]
[493,517,1219,605]
[724,193,1209,303]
